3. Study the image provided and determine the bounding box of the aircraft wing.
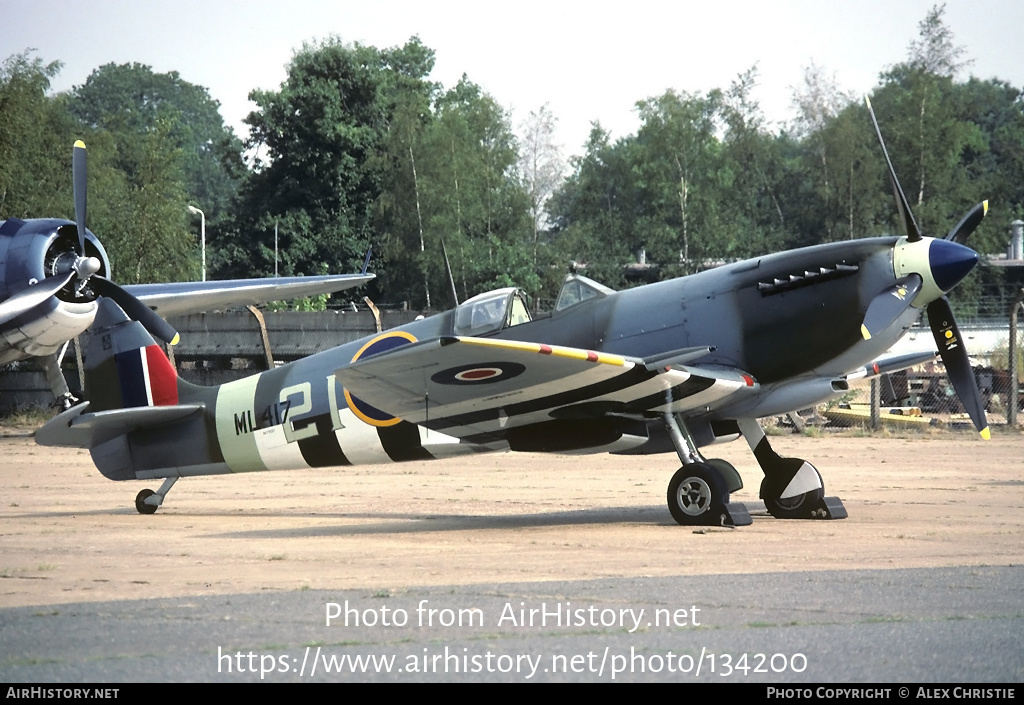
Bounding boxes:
[123,273,375,316]
[845,350,938,381]
[335,336,757,441]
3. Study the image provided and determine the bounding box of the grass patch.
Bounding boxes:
[0,406,56,430]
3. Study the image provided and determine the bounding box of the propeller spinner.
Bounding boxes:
[863,97,989,438]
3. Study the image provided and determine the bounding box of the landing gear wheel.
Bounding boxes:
[667,463,730,526]
[760,471,823,519]
[135,489,158,515]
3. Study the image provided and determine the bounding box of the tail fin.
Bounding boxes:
[85,298,179,412]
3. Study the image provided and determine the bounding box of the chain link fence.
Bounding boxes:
[800,314,1024,434]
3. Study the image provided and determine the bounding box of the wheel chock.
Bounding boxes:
[809,496,848,520]
[722,502,753,526]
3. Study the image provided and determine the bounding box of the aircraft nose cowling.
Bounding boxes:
[930,238,978,293]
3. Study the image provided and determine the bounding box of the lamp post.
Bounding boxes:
[187,205,206,281]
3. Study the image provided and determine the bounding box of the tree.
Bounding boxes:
[518,104,565,266]
[634,89,723,273]
[410,77,534,303]
[955,78,1024,254]
[547,124,642,290]
[223,37,436,282]
[69,63,243,222]
[0,51,73,218]
[88,120,197,283]
[718,66,790,258]
[906,3,971,78]
[789,62,854,240]
[876,4,976,231]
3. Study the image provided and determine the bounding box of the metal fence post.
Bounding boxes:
[1009,289,1024,428]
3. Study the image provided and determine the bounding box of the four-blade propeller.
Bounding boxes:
[864,97,989,439]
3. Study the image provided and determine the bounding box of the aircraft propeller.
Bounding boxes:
[73,141,89,257]
[863,97,989,438]
[0,141,181,343]
[72,142,181,344]
[946,200,988,245]
[0,271,76,327]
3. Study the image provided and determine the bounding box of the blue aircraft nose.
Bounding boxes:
[930,239,979,293]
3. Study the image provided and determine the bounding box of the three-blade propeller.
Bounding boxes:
[71,142,180,344]
[0,142,179,345]
[864,97,989,438]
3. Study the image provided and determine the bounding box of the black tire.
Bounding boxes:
[760,472,823,519]
[667,463,730,526]
[135,489,158,515]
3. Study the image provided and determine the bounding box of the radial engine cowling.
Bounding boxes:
[0,218,111,363]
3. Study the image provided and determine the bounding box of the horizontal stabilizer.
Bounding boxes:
[35,401,205,449]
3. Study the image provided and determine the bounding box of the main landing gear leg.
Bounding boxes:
[43,350,81,411]
[662,413,752,527]
[735,419,847,520]
[135,477,177,515]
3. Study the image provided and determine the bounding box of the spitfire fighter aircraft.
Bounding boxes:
[0,141,374,407]
[37,102,990,525]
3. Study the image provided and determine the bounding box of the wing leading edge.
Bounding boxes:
[334,336,758,444]
[124,273,375,316]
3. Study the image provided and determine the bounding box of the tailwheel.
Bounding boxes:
[667,463,729,526]
[134,477,177,515]
[760,474,824,519]
[135,489,158,515]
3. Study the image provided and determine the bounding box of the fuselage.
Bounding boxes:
[82,234,943,481]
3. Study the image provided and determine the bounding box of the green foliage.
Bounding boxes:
[69,61,243,222]
[373,72,533,307]
[0,52,74,218]
[548,73,796,286]
[222,36,439,284]
[546,4,1024,306]
[87,120,198,283]
[5,4,1024,310]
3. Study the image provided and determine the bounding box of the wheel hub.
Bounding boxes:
[676,477,712,516]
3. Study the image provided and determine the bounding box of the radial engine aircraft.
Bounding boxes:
[0,141,374,406]
[37,101,990,526]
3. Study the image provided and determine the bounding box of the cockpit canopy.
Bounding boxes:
[554,274,615,312]
[453,287,532,337]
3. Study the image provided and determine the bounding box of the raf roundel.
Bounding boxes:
[432,361,526,386]
[344,331,418,426]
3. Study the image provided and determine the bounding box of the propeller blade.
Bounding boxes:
[926,296,989,439]
[91,276,180,346]
[865,96,922,242]
[945,201,988,244]
[72,140,88,255]
[861,274,922,340]
[0,272,75,327]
